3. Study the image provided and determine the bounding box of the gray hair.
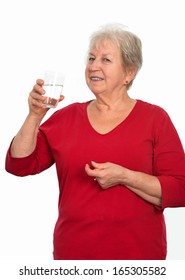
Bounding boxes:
[87,23,143,89]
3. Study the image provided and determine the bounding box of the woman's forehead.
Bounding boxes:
[89,39,120,53]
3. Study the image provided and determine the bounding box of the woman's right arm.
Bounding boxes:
[11,79,50,158]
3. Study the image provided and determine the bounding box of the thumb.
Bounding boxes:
[59,95,65,102]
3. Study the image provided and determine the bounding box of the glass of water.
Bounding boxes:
[43,70,65,108]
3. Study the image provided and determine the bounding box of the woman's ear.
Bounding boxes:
[127,66,138,81]
[124,66,138,87]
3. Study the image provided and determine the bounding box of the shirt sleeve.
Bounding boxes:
[153,111,185,208]
[5,130,55,176]
[5,104,77,177]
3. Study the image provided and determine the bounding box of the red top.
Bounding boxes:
[5,100,185,259]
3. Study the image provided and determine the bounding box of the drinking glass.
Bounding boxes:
[43,70,65,108]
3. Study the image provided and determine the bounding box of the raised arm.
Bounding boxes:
[10,79,64,158]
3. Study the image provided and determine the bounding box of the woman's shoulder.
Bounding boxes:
[136,99,169,117]
[57,101,87,113]
[50,101,89,118]
[135,100,174,132]
[40,101,89,128]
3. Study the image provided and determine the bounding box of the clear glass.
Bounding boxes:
[43,70,65,108]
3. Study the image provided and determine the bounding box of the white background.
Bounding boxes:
[0,0,185,260]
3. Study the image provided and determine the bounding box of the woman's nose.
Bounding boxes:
[89,59,101,71]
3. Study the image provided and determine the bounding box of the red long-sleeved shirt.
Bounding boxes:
[5,100,185,259]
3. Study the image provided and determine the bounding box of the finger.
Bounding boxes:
[30,91,45,103]
[33,83,45,96]
[91,161,105,170]
[85,163,98,177]
[36,79,44,86]
[85,163,92,176]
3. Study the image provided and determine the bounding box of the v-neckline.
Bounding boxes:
[84,99,139,136]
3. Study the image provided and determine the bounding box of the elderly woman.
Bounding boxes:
[5,23,185,259]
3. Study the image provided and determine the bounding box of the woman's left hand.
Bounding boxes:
[85,161,124,189]
[85,161,162,206]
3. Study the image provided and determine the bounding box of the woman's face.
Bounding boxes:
[85,39,130,96]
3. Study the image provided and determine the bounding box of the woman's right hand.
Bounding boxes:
[28,79,49,117]
[28,79,65,117]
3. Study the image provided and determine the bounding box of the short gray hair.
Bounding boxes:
[87,23,143,89]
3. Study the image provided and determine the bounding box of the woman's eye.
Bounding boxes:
[88,57,95,61]
[103,58,111,62]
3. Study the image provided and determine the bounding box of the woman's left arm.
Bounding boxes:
[85,108,185,208]
[85,161,162,206]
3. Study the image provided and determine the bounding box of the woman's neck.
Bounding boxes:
[92,93,135,113]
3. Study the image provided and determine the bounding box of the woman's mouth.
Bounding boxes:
[90,76,104,81]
